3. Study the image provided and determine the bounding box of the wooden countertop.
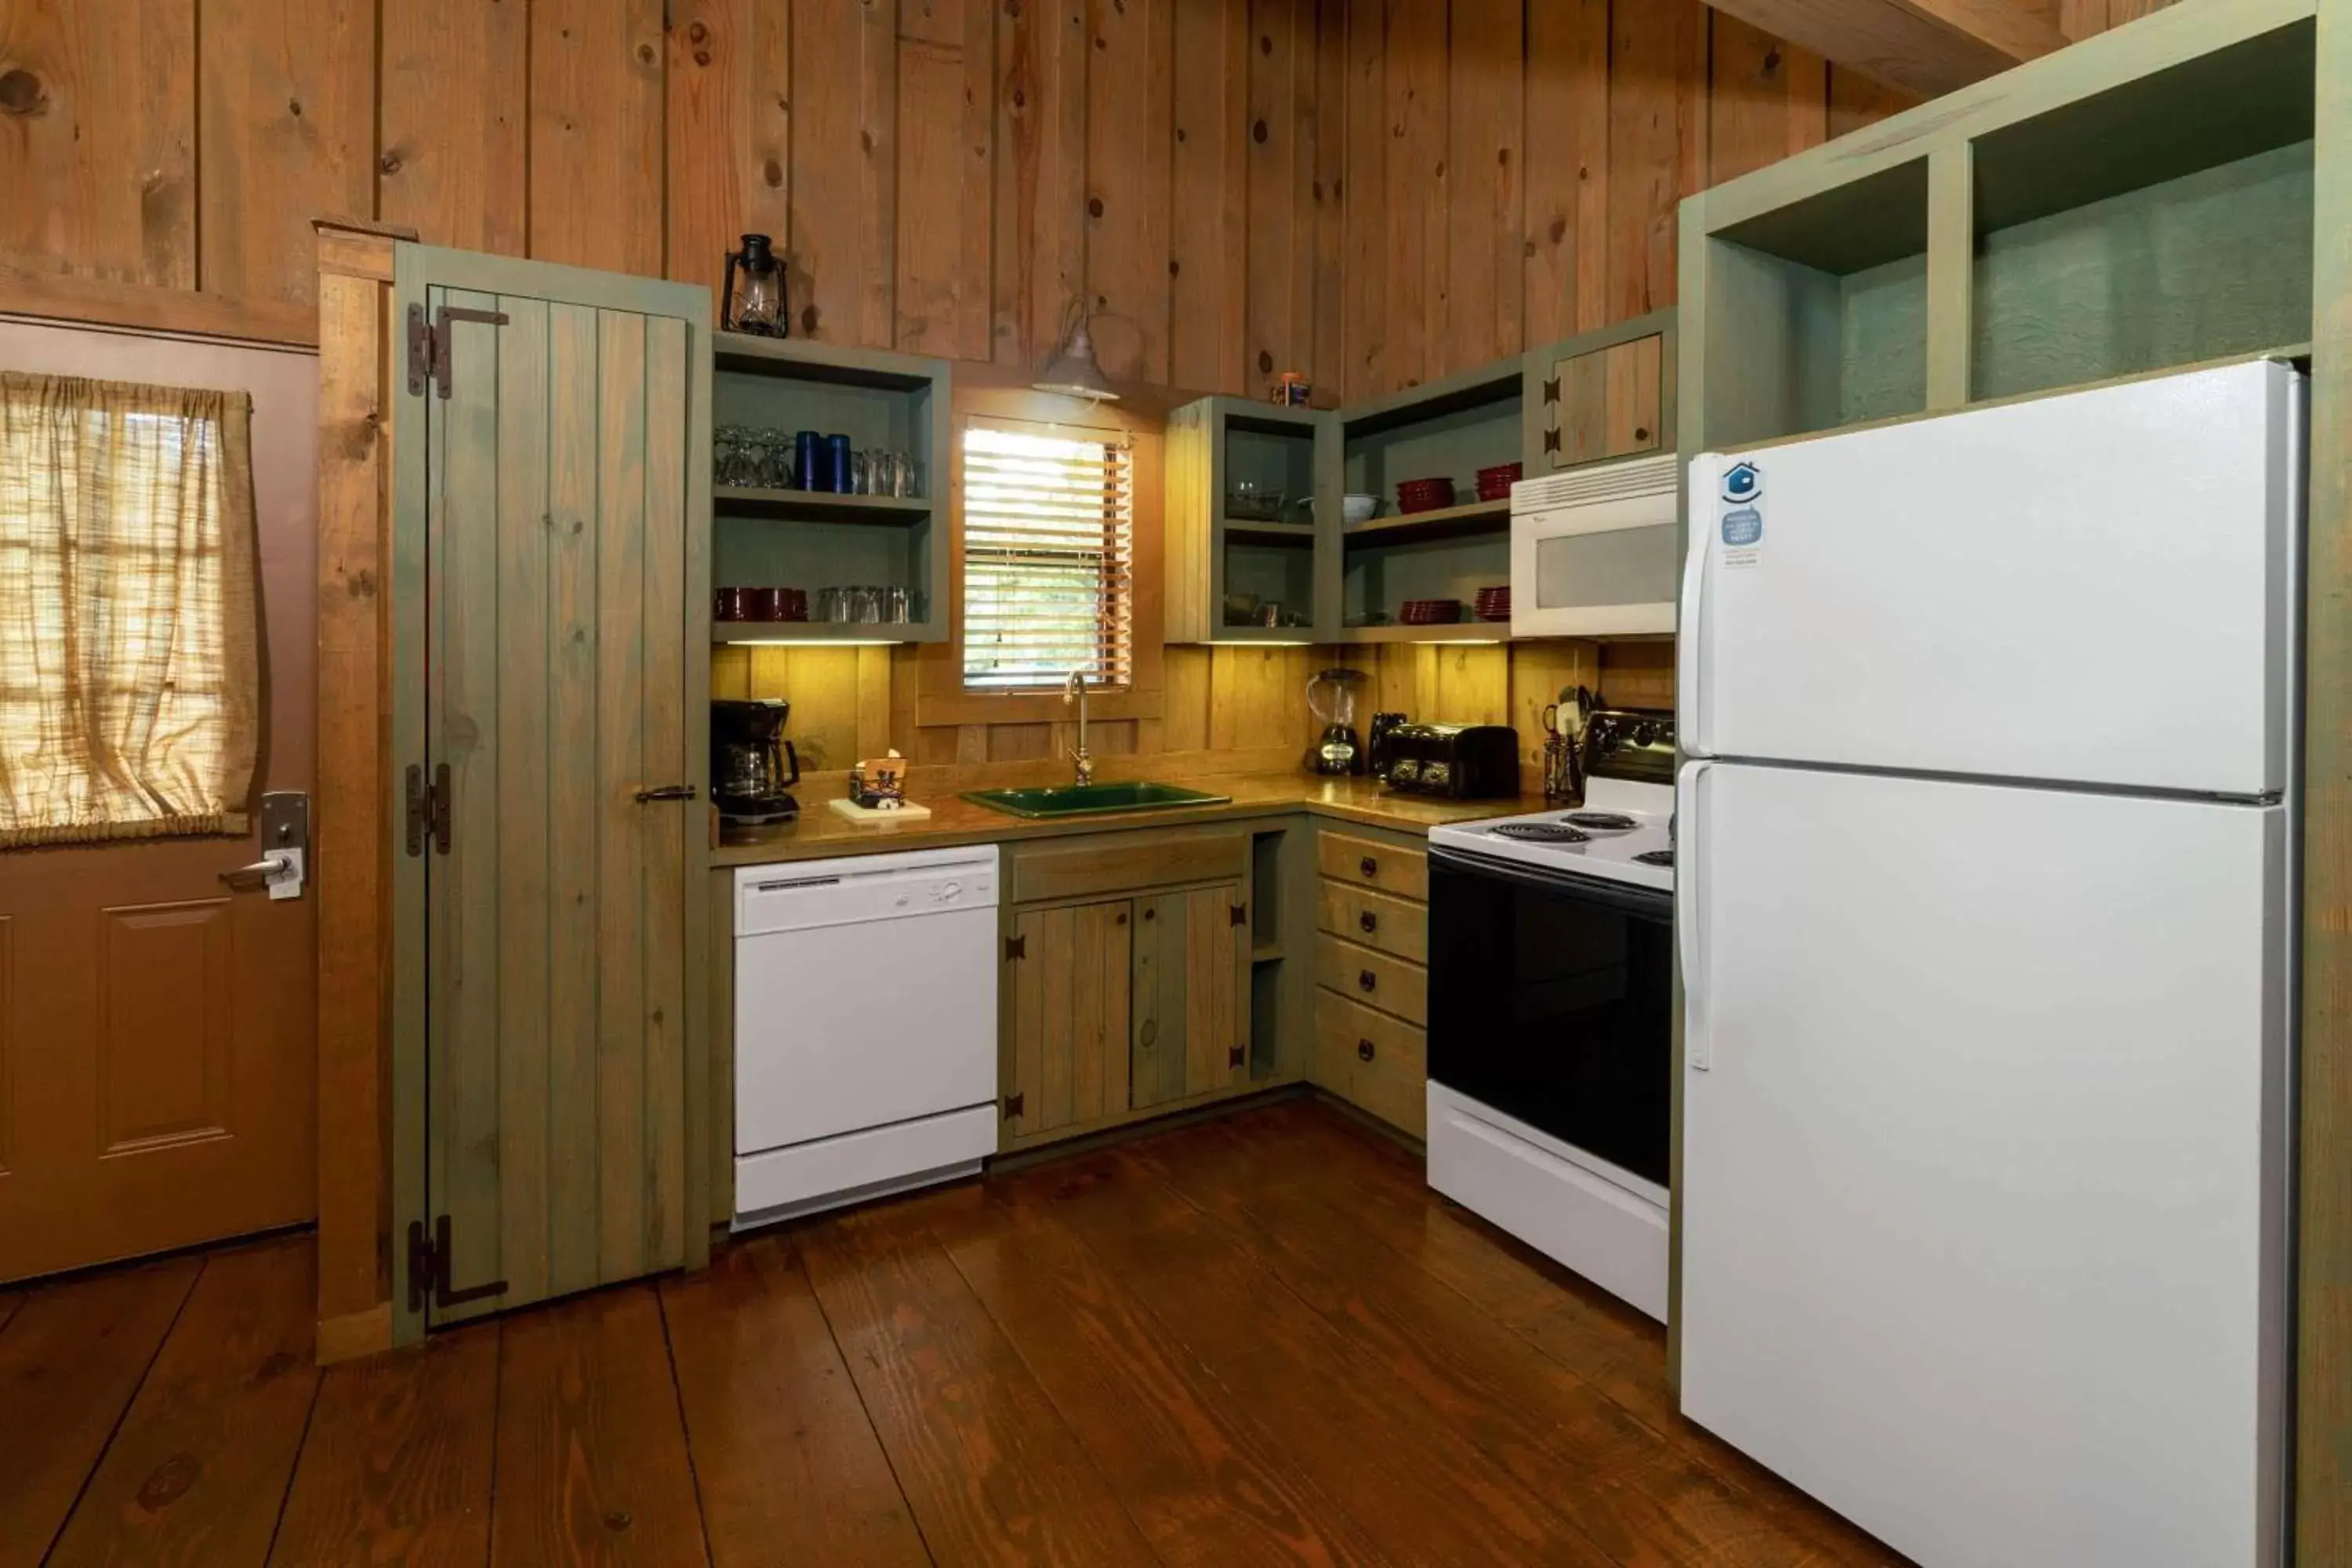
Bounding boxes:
[710,772,1543,867]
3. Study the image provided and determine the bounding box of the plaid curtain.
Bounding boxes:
[0,372,262,848]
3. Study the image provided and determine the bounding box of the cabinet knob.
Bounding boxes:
[1358,969,1377,993]
[1144,906,1156,922]
[1357,1038,1376,1063]
[1359,910,1377,935]
[1359,855,1378,878]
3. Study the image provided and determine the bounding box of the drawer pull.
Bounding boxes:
[1357,1038,1377,1063]
[1359,910,1377,935]
[1358,969,1377,993]
[1359,855,1378,878]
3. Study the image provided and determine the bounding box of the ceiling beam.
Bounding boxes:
[1705,0,2071,99]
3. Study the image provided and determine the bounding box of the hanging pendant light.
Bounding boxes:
[1033,302,1121,402]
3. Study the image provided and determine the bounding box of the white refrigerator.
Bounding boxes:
[1678,360,2299,1568]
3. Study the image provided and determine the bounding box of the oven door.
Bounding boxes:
[1427,847,1673,1189]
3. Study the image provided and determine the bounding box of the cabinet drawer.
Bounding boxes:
[1314,932,1426,1028]
[1314,989,1426,1139]
[1010,825,1250,905]
[1317,830,1428,902]
[1317,880,1426,964]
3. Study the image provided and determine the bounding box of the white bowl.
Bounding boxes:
[1342,492,1379,524]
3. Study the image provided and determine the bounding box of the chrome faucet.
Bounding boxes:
[1065,670,1094,786]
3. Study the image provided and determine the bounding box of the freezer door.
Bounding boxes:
[1682,359,2301,797]
[1677,762,2290,1568]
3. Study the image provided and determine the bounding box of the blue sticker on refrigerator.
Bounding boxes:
[1718,462,1763,568]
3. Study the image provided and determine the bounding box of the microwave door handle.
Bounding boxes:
[1678,461,1708,753]
[1678,760,1711,1072]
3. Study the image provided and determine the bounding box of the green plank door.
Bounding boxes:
[426,289,692,1324]
[1130,884,1246,1111]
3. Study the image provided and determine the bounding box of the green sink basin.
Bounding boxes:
[962,781,1235,818]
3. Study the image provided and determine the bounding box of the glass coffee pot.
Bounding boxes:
[1305,666,1369,775]
[723,234,787,337]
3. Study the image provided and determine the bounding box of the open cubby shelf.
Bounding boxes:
[708,336,951,645]
[1686,5,2318,454]
[1337,622,1512,644]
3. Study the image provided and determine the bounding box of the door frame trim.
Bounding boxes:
[385,242,712,1347]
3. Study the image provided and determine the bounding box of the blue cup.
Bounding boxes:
[824,434,853,494]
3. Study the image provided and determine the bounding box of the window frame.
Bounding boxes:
[958,420,1138,695]
[913,389,1165,729]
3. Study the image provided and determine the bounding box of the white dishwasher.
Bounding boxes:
[733,845,1000,1228]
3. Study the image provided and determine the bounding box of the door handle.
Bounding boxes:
[1679,760,1711,1072]
[220,792,309,900]
[220,851,294,889]
[634,784,698,803]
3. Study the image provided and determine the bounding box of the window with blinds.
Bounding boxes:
[961,423,1134,691]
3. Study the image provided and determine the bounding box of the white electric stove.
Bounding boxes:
[1423,710,1677,1320]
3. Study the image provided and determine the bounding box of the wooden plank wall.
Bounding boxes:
[2,0,2165,771]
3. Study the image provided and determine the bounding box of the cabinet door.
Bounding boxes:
[1006,900,1133,1139]
[1131,884,1250,1109]
[1544,333,1664,470]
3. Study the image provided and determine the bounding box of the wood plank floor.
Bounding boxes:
[0,1099,1907,1566]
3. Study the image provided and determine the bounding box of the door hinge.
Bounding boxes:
[406,1214,509,1314]
[1542,375,1562,405]
[408,303,513,399]
[1229,1044,1246,1069]
[1229,902,1248,927]
[1004,1091,1025,1120]
[405,762,452,856]
[1006,934,1026,960]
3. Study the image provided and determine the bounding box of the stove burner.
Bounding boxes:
[1634,849,1675,868]
[1564,811,1639,831]
[1490,822,1591,844]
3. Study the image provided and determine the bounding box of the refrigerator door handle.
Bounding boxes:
[1679,760,1711,1071]
[1678,466,1709,752]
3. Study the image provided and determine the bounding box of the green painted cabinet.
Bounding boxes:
[392,247,712,1337]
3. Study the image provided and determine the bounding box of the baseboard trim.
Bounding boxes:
[316,1301,394,1365]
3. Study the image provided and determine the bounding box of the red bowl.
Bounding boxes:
[1396,477,1457,515]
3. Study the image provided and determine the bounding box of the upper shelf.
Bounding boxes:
[713,332,946,391]
[1344,498,1509,546]
[715,486,934,524]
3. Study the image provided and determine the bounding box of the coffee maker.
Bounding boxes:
[712,699,801,826]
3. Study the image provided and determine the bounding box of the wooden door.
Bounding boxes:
[0,322,318,1284]
[416,280,696,1324]
[1004,900,1133,1141]
[1131,884,1250,1110]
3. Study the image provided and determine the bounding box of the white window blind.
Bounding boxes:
[961,423,1134,691]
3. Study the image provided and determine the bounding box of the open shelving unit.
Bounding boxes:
[1681,1,2315,456]
[1164,397,1335,642]
[1337,362,1520,641]
[708,332,952,646]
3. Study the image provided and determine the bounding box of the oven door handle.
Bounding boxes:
[1678,760,1710,1072]
[1427,847,1674,921]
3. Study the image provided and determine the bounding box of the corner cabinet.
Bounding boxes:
[1163,310,1674,648]
[998,826,1260,1149]
[708,334,952,647]
[1163,397,1338,643]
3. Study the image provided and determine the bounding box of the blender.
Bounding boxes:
[1304,667,1369,775]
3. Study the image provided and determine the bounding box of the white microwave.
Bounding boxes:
[1509,455,1679,638]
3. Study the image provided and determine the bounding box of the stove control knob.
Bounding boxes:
[1631,720,1656,746]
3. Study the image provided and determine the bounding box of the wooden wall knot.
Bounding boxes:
[0,69,45,115]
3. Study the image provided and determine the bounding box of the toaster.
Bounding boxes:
[1380,724,1519,800]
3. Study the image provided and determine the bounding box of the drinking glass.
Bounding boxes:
[757,430,794,489]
